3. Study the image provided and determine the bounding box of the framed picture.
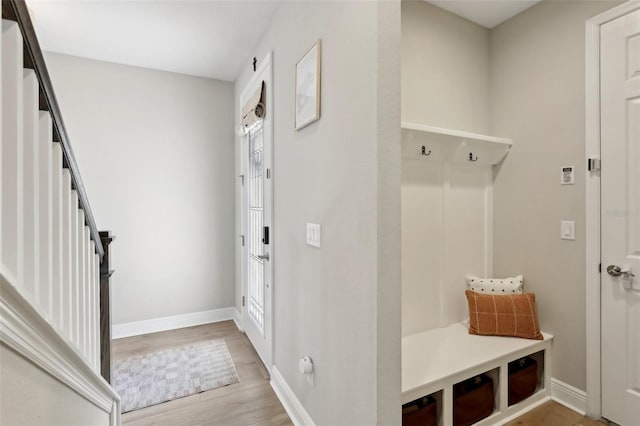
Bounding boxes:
[295,39,321,130]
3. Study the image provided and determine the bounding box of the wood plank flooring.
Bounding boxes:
[506,401,608,426]
[114,322,604,426]
[112,321,292,426]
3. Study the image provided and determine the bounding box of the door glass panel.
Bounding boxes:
[248,124,265,333]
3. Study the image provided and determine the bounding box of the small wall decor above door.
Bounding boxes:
[295,39,322,130]
[242,80,266,128]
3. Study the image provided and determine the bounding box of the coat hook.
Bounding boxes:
[469,152,478,162]
[421,146,431,156]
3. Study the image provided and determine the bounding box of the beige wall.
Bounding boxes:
[0,344,111,425]
[490,0,621,391]
[234,1,401,424]
[401,0,490,133]
[45,53,236,326]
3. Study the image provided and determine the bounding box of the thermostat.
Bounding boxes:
[561,166,575,185]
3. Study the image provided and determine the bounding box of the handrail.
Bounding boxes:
[2,0,104,259]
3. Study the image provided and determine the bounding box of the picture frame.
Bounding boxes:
[295,39,321,130]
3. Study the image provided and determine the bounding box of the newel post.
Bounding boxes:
[99,231,115,383]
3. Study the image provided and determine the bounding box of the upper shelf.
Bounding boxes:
[401,122,513,166]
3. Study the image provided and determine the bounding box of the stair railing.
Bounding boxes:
[2,0,115,386]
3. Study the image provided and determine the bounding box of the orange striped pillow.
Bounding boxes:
[465,290,543,340]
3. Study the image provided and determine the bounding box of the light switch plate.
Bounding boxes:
[561,220,576,240]
[306,223,321,248]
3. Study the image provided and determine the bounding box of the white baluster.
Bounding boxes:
[84,225,91,361]
[1,20,24,287]
[22,69,39,306]
[88,239,95,369]
[39,112,53,320]
[95,251,100,372]
[77,210,86,356]
[85,230,92,361]
[51,143,64,331]
[70,195,79,347]
[61,170,73,340]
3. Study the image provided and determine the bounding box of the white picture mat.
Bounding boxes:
[295,40,321,130]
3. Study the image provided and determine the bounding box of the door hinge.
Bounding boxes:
[599,263,602,273]
[262,226,270,245]
[242,296,245,307]
[587,157,601,172]
[266,168,271,179]
[239,235,245,246]
[239,174,245,185]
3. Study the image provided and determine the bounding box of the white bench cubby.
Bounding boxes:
[402,323,553,426]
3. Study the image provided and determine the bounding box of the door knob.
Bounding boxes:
[607,264,635,278]
[257,253,270,261]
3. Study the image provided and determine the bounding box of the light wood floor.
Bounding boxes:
[113,320,292,426]
[114,322,604,426]
[506,401,607,426]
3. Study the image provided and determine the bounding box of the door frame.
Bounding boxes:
[239,51,274,371]
[585,1,640,417]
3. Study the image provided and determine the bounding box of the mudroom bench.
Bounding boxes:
[402,323,553,426]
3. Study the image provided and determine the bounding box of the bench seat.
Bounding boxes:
[402,322,553,425]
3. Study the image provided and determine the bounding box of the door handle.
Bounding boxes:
[607,264,635,278]
[257,253,270,261]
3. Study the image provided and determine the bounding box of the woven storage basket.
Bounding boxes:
[453,374,494,426]
[508,357,538,406]
[402,395,437,426]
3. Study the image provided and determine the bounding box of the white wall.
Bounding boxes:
[45,53,236,326]
[234,1,401,424]
[490,0,622,392]
[0,344,110,425]
[401,1,492,336]
[401,0,490,134]
[401,160,444,334]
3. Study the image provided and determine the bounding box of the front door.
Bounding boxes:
[600,8,640,425]
[240,55,273,371]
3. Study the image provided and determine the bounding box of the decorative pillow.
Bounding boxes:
[466,275,523,295]
[465,290,543,340]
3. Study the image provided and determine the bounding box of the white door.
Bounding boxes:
[240,55,273,371]
[601,9,640,425]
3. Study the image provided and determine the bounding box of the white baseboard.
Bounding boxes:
[550,377,587,415]
[112,307,235,339]
[270,366,315,426]
[232,308,243,332]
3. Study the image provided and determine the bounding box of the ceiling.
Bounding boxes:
[427,0,542,28]
[27,0,540,81]
[26,0,281,82]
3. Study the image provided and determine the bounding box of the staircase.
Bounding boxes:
[1,0,120,423]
